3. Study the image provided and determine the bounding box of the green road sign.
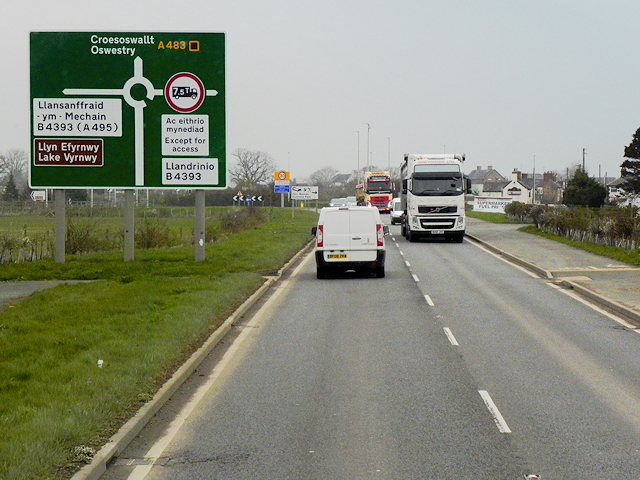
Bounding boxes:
[30,32,226,189]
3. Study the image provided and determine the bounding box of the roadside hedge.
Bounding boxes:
[504,202,640,250]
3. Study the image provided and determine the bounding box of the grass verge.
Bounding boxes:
[519,225,640,266]
[0,208,318,480]
[468,209,640,266]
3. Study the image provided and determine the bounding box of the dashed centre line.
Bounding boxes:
[479,390,512,433]
[443,327,458,345]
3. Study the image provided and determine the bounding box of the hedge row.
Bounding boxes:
[504,202,640,250]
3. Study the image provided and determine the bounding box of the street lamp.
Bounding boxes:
[356,131,360,184]
[387,137,391,169]
[363,123,370,171]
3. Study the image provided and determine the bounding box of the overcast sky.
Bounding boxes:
[2,0,639,183]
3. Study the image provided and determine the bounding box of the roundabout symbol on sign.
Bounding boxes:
[165,72,205,113]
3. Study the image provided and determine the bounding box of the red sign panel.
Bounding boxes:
[34,139,104,166]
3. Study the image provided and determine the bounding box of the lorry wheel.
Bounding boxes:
[453,233,464,243]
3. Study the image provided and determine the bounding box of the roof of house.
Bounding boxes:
[467,168,506,182]
[482,181,510,192]
[331,173,352,184]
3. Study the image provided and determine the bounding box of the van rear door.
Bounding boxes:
[321,208,350,249]
[347,208,378,261]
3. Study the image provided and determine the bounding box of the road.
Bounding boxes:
[100,220,640,480]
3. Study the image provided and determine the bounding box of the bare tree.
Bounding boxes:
[0,149,28,187]
[309,166,339,189]
[229,149,277,190]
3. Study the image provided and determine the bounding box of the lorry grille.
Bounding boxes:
[419,217,456,229]
[418,206,458,214]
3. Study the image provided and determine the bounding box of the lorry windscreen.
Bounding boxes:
[366,177,391,193]
[411,171,463,196]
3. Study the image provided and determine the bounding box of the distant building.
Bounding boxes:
[331,173,352,186]
[607,173,640,207]
[467,166,506,195]
[478,170,532,204]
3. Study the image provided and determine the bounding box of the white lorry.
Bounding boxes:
[400,154,468,243]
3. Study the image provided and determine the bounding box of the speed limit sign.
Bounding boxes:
[274,171,290,181]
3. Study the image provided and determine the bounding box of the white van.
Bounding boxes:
[389,197,402,225]
[312,206,388,278]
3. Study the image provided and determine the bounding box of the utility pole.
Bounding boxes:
[582,148,586,170]
[532,155,536,205]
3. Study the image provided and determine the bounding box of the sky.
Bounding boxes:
[2,0,639,184]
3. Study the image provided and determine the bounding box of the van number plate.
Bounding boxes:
[328,254,348,259]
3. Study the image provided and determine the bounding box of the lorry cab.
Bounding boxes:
[312,206,388,278]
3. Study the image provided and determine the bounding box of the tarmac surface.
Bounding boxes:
[465,217,640,325]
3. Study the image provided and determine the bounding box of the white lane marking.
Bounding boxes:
[467,238,539,279]
[125,255,311,480]
[479,390,512,433]
[405,261,411,267]
[444,327,458,345]
[548,282,639,330]
[412,274,419,282]
[424,294,435,306]
[399,249,404,256]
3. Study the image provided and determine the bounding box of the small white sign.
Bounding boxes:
[30,190,46,201]
[291,185,319,200]
[33,98,122,137]
[162,114,209,156]
[162,158,218,185]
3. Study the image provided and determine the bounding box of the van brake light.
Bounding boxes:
[317,225,323,247]
[376,224,384,246]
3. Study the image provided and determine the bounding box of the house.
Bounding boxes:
[478,169,532,203]
[467,166,506,195]
[331,173,352,186]
[517,171,564,205]
[607,174,640,207]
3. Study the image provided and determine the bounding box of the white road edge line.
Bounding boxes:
[547,282,639,330]
[125,254,312,480]
[467,239,539,279]
[443,327,458,345]
[424,294,435,306]
[478,390,512,433]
